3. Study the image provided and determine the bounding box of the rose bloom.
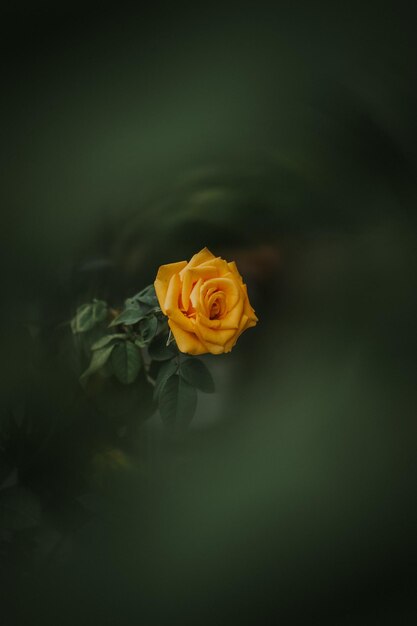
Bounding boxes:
[154,247,258,355]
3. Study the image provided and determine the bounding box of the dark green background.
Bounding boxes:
[1,4,416,625]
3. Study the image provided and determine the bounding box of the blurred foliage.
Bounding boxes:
[1,3,417,625]
[0,280,216,600]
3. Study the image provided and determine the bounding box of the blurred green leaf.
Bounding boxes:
[111,341,142,384]
[71,300,108,334]
[153,358,178,400]
[180,358,215,393]
[127,284,159,308]
[159,375,197,428]
[139,315,158,345]
[80,344,116,382]
[109,305,145,327]
[71,304,91,333]
[0,486,41,530]
[91,333,126,350]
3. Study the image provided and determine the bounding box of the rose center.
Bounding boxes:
[210,301,220,318]
[208,291,226,320]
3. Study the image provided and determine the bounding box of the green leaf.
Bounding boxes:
[125,285,159,312]
[111,341,142,384]
[80,344,116,382]
[109,305,145,327]
[139,315,158,345]
[148,332,178,361]
[153,358,178,400]
[91,333,126,350]
[92,299,109,321]
[159,375,197,428]
[71,304,92,333]
[136,284,159,307]
[0,486,41,530]
[71,300,108,333]
[180,358,215,393]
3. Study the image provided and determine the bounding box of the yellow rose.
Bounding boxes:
[154,247,258,355]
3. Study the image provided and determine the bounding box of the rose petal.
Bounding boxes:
[224,313,249,352]
[168,320,207,355]
[201,277,240,311]
[217,298,244,329]
[190,278,203,310]
[179,247,216,277]
[181,265,218,310]
[227,261,244,282]
[164,274,194,332]
[154,260,187,314]
[194,319,236,348]
[198,298,243,330]
[241,283,259,323]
